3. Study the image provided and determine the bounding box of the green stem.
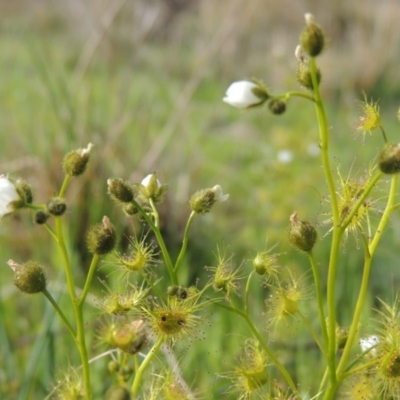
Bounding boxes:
[215,302,298,396]
[324,174,398,399]
[78,254,100,307]
[297,310,326,358]
[244,270,255,315]
[131,336,164,396]
[132,199,177,285]
[307,252,328,348]
[341,171,382,230]
[174,211,196,273]
[54,216,91,398]
[149,198,160,228]
[379,125,388,144]
[42,288,76,338]
[274,91,316,102]
[336,175,398,378]
[310,56,341,387]
[59,175,71,198]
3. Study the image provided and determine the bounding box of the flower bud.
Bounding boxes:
[87,216,117,255]
[140,173,167,203]
[378,143,400,174]
[15,179,33,205]
[34,210,50,225]
[47,197,67,216]
[190,185,229,214]
[9,260,47,294]
[300,13,325,57]
[167,285,188,300]
[296,61,321,90]
[252,250,279,281]
[223,80,269,109]
[63,143,93,177]
[104,386,131,400]
[268,98,286,115]
[336,326,349,350]
[110,320,146,355]
[107,178,135,203]
[288,212,317,252]
[122,202,139,216]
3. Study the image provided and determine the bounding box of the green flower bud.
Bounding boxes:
[139,173,168,203]
[63,143,93,177]
[288,212,317,252]
[47,197,67,216]
[15,179,33,205]
[296,61,321,90]
[190,185,229,214]
[336,326,349,350]
[9,260,47,294]
[300,13,325,57]
[167,285,179,296]
[122,202,139,216]
[111,320,146,355]
[167,285,188,300]
[268,98,286,115]
[34,210,50,225]
[87,216,117,255]
[107,178,134,203]
[378,143,400,174]
[108,360,119,374]
[104,386,131,400]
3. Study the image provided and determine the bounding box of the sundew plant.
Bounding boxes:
[3,12,400,400]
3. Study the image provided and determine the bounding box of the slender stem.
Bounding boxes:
[273,91,316,102]
[336,175,398,379]
[324,174,398,399]
[131,336,164,396]
[54,216,91,398]
[44,223,58,242]
[55,217,77,303]
[149,198,160,228]
[379,125,388,144]
[310,56,340,387]
[297,310,326,358]
[42,288,76,338]
[132,199,177,285]
[215,302,298,396]
[174,211,196,273]
[307,252,328,348]
[78,254,100,307]
[59,175,71,198]
[310,58,339,224]
[244,270,255,315]
[341,171,382,230]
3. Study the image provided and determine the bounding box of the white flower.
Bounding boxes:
[0,175,20,218]
[212,185,229,202]
[223,81,264,109]
[141,174,161,188]
[359,335,379,356]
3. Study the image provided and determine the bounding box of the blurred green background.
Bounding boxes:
[1,0,400,398]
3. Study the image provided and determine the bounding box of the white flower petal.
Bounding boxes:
[0,176,20,218]
[141,174,161,188]
[212,185,229,202]
[223,81,261,109]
